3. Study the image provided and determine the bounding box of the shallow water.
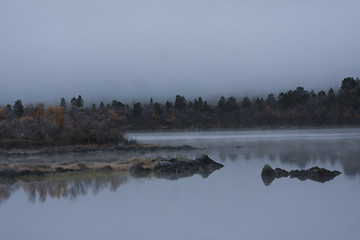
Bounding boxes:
[1,128,360,240]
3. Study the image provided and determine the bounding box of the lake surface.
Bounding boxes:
[1,128,360,240]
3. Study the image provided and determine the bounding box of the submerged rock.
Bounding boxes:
[261,164,341,186]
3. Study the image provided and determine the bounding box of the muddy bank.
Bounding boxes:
[0,143,196,159]
[0,155,222,180]
[0,155,223,203]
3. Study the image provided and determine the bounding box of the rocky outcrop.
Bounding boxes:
[261,164,341,186]
[130,155,224,180]
[0,155,223,181]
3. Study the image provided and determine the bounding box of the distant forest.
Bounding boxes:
[0,77,359,148]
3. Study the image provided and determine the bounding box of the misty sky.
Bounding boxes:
[1,0,360,105]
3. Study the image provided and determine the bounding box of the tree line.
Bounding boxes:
[0,77,359,148]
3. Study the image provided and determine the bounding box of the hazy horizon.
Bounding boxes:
[1,0,360,105]
[0,80,345,107]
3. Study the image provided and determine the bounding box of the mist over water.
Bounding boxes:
[2,128,359,204]
[127,128,360,176]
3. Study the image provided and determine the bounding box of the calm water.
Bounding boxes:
[1,128,360,240]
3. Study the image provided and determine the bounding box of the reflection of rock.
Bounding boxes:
[130,155,224,180]
[261,165,341,186]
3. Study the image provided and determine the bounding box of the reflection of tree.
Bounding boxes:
[0,185,11,203]
[219,152,227,162]
[0,171,128,204]
[228,152,237,161]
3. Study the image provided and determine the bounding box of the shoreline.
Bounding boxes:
[0,155,223,180]
[2,127,359,156]
[124,126,360,134]
[0,143,196,158]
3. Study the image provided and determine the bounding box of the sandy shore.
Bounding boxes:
[0,156,156,177]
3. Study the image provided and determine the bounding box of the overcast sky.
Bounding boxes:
[1,0,360,105]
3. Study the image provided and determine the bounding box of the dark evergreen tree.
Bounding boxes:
[100,101,105,109]
[154,102,162,115]
[111,100,124,110]
[318,91,326,98]
[165,101,172,111]
[60,98,67,108]
[254,98,264,110]
[226,97,238,112]
[266,94,277,107]
[132,102,142,117]
[341,77,357,90]
[241,97,251,109]
[13,100,24,116]
[194,97,203,111]
[6,104,11,112]
[174,95,187,110]
[217,96,226,112]
[71,95,84,108]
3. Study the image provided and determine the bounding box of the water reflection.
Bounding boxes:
[0,171,128,204]
[147,138,360,177]
[2,130,360,204]
[221,139,360,176]
[0,158,222,204]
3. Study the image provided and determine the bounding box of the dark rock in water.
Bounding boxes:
[275,168,289,178]
[261,164,341,186]
[289,170,308,181]
[129,155,224,180]
[130,164,152,178]
[262,164,275,176]
[153,155,223,180]
[290,167,341,183]
[261,164,276,186]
